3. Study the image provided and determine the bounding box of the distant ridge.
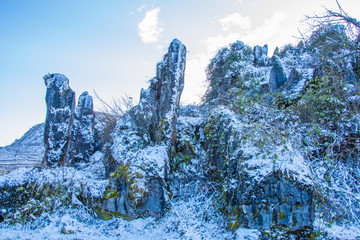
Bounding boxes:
[0,123,44,173]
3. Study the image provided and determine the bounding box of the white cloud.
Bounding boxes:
[137,8,164,44]
[219,13,251,32]
[183,11,291,104]
[241,11,291,52]
[205,32,241,54]
[137,4,146,13]
[203,10,290,56]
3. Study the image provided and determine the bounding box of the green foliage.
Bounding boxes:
[307,24,351,61]
[293,76,354,126]
[171,152,193,172]
[104,188,119,200]
[278,44,295,58]
[3,183,72,225]
[204,42,254,103]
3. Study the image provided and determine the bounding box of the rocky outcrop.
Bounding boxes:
[345,63,359,83]
[204,40,255,102]
[43,73,75,167]
[285,68,302,90]
[99,39,187,219]
[269,55,288,92]
[202,106,315,237]
[253,44,269,66]
[69,91,95,166]
[132,38,186,148]
[237,173,313,234]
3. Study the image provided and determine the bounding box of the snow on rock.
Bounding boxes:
[0,178,234,239]
[235,149,314,232]
[269,55,288,92]
[0,157,108,226]
[131,38,186,148]
[235,228,261,240]
[68,91,95,166]
[203,105,314,234]
[43,73,75,167]
[103,145,169,217]
[253,44,269,66]
[2,23,360,238]
[98,39,187,219]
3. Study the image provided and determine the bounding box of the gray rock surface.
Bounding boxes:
[100,39,187,219]
[132,38,186,148]
[253,44,269,66]
[285,68,302,90]
[236,173,313,231]
[345,63,359,83]
[269,55,288,92]
[43,73,75,167]
[69,91,95,166]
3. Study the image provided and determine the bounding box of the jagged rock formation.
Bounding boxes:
[253,44,269,66]
[236,170,313,232]
[132,38,186,148]
[98,39,187,218]
[285,67,302,90]
[199,23,359,238]
[205,40,255,102]
[201,106,314,235]
[69,91,95,166]
[1,21,360,239]
[43,73,75,167]
[43,74,97,168]
[269,55,288,92]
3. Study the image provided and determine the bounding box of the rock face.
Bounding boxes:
[269,55,288,92]
[285,68,302,90]
[205,40,255,102]
[253,44,269,66]
[100,39,187,219]
[237,173,313,232]
[133,38,186,148]
[345,63,359,83]
[69,91,95,166]
[43,73,75,167]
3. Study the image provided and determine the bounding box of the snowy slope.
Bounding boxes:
[0,123,44,173]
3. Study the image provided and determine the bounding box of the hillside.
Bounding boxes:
[0,123,44,174]
[1,16,360,240]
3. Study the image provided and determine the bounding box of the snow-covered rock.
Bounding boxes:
[253,44,269,66]
[1,20,360,239]
[132,38,186,148]
[98,39,187,218]
[269,55,288,92]
[43,73,75,167]
[69,91,95,166]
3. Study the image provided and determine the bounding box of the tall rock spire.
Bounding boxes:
[103,39,187,218]
[68,91,95,166]
[133,38,186,147]
[43,73,75,167]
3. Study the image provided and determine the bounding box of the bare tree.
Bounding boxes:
[303,0,360,42]
[93,90,134,118]
[301,0,360,78]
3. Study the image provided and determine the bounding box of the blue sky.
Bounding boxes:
[1,0,360,146]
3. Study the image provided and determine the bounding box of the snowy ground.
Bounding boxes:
[0,172,234,240]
